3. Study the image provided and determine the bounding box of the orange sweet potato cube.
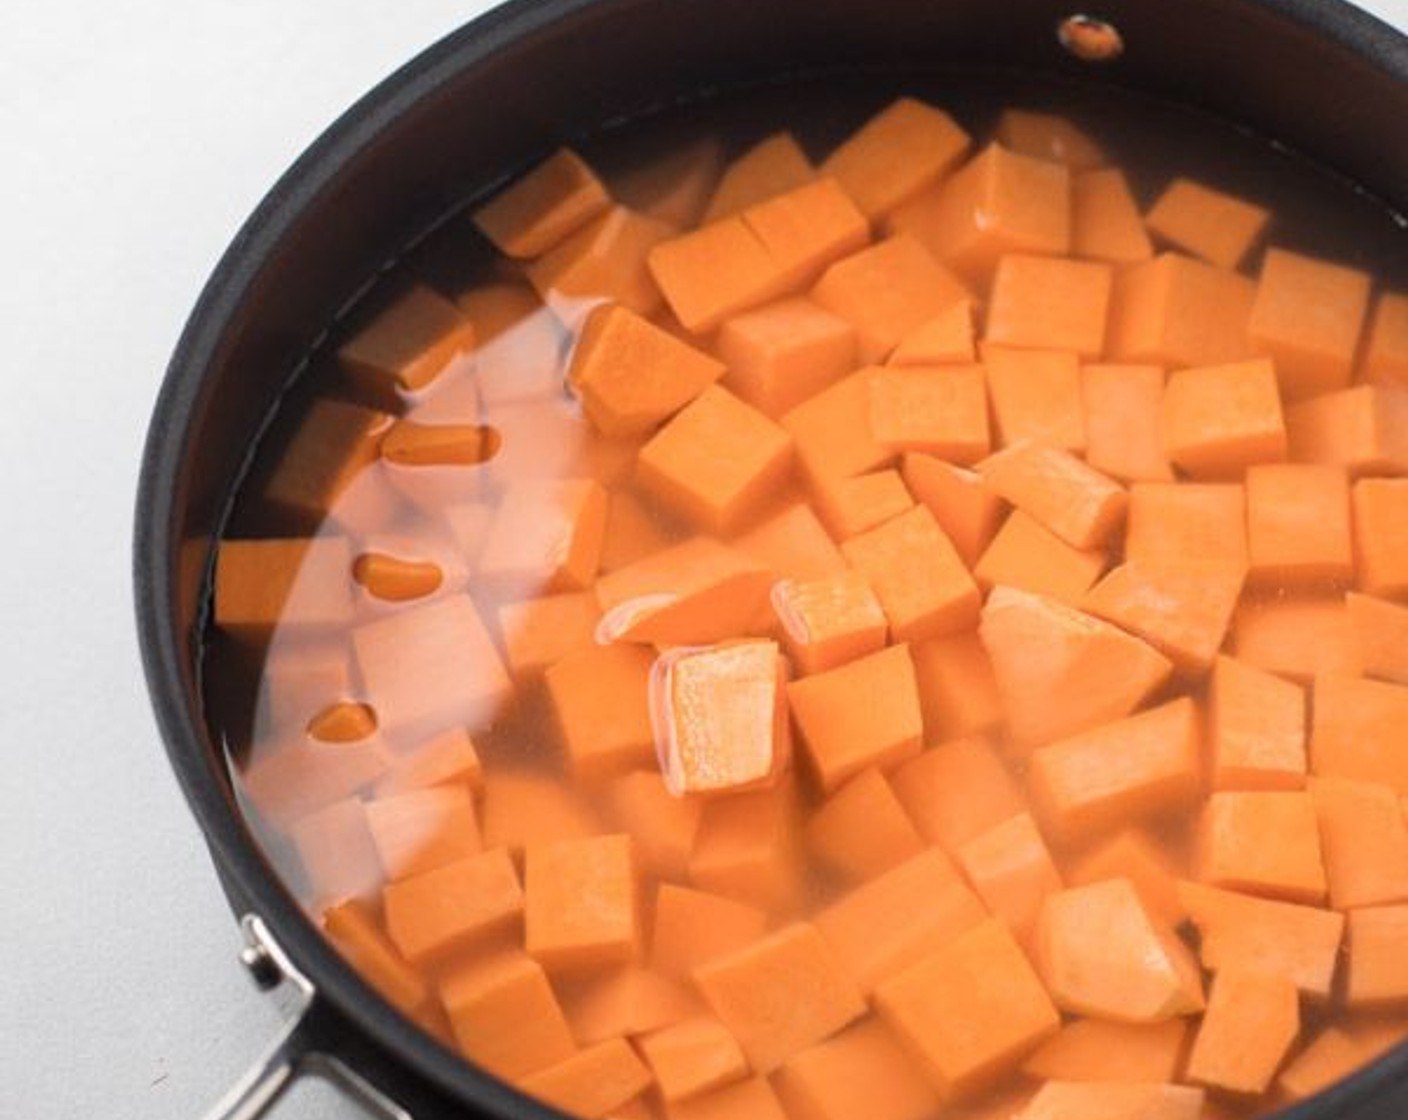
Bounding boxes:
[810,469,915,540]
[875,918,1060,1098]
[811,235,971,363]
[472,147,610,258]
[544,644,656,779]
[1249,247,1372,400]
[374,726,484,798]
[322,901,430,1020]
[1072,168,1153,265]
[364,785,482,881]
[651,883,770,980]
[241,737,387,831]
[1186,970,1299,1096]
[647,216,786,333]
[599,490,675,573]
[786,643,923,791]
[1160,358,1287,477]
[556,962,698,1044]
[568,304,725,437]
[525,833,639,973]
[805,767,926,884]
[518,1038,653,1119]
[1312,674,1408,795]
[731,500,846,583]
[866,365,990,462]
[742,178,870,288]
[612,135,724,228]
[1145,178,1270,270]
[994,108,1104,170]
[526,205,676,324]
[973,510,1106,606]
[1311,776,1408,910]
[603,770,703,880]
[1107,253,1257,369]
[636,385,793,533]
[717,298,857,417]
[888,300,976,366]
[901,455,1007,567]
[1346,905,1408,1006]
[782,370,897,482]
[1233,596,1362,684]
[1208,655,1307,791]
[1027,698,1202,843]
[694,923,866,1072]
[1065,829,1188,929]
[496,592,601,678]
[383,848,523,965]
[1021,1019,1189,1085]
[815,849,988,996]
[289,798,381,906]
[452,281,564,405]
[477,478,608,593]
[772,569,888,675]
[956,812,1062,942]
[1245,463,1353,586]
[1347,592,1408,685]
[887,143,1070,288]
[257,640,352,732]
[1284,384,1408,476]
[1020,1082,1204,1120]
[984,254,1113,358]
[439,951,577,1078]
[775,1018,941,1120]
[688,780,805,915]
[665,1076,789,1120]
[840,505,980,642]
[1363,290,1408,385]
[889,736,1024,855]
[215,537,354,637]
[981,345,1086,453]
[704,131,816,222]
[480,770,601,856]
[653,639,789,796]
[1196,791,1327,905]
[1124,482,1248,576]
[821,97,971,218]
[1353,478,1408,597]
[977,443,1125,549]
[338,285,475,393]
[1081,363,1173,482]
[1036,879,1204,1022]
[636,1015,748,1102]
[352,594,511,737]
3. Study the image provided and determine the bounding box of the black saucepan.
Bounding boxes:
[135,0,1408,1116]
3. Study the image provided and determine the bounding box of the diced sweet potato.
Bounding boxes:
[1232,596,1362,684]
[496,592,601,679]
[775,1018,942,1120]
[1353,478,1408,597]
[1284,384,1408,475]
[901,455,1007,566]
[1363,290,1408,385]
[977,443,1125,550]
[805,767,925,884]
[1186,970,1299,1095]
[480,770,601,856]
[810,469,915,540]
[648,216,786,333]
[637,385,793,534]
[256,641,353,733]
[518,1038,653,1119]
[1036,879,1204,1022]
[439,951,577,1078]
[1346,906,1408,1006]
[545,645,657,779]
[1311,776,1408,909]
[730,500,846,583]
[1311,674,1408,794]
[781,369,896,481]
[908,634,1004,741]
[1207,655,1306,791]
[772,570,888,675]
[601,769,701,882]
[984,254,1113,358]
[1124,482,1247,577]
[1145,178,1270,270]
[957,812,1062,942]
[241,737,387,831]
[375,727,484,797]
[1080,364,1174,483]
[651,884,770,980]
[452,281,565,404]
[1196,791,1327,905]
[688,779,805,915]
[1028,699,1202,844]
[1107,253,1256,369]
[1347,591,1408,684]
[478,478,608,593]
[365,785,481,881]
[612,136,724,228]
[638,1015,748,1101]
[742,178,870,289]
[1012,1081,1204,1120]
[525,834,639,973]
[322,901,430,1019]
[1278,1022,1408,1100]
[786,642,923,791]
[383,848,523,965]
[339,285,475,393]
[527,206,676,324]
[289,798,381,906]
[694,922,865,1072]
[1021,1019,1188,1084]
[888,301,976,366]
[981,345,1086,453]
[717,298,857,418]
[1244,463,1354,587]
[215,537,354,638]
[473,147,610,258]
[821,96,970,218]
[704,132,816,222]
[1160,358,1287,477]
[663,1076,789,1120]
[875,918,1060,1098]
[1066,829,1187,929]
[865,365,989,463]
[557,964,700,1045]
[1072,169,1153,265]
[994,109,1104,170]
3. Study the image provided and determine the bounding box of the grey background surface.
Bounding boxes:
[2,2,1405,1117]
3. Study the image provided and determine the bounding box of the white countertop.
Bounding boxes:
[3,2,1405,1117]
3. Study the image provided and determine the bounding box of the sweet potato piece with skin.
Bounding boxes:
[545,645,656,780]
[1029,699,1203,844]
[603,770,703,881]
[1347,906,1408,1006]
[704,132,817,222]
[518,1038,652,1119]
[977,442,1125,550]
[1160,358,1287,478]
[638,1015,748,1102]
[688,779,806,915]
[786,642,923,792]
[901,454,1006,567]
[908,634,1004,741]
[652,639,788,796]
[957,812,1063,943]
[525,834,639,974]
[866,365,990,462]
[1036,879,1205,1022]
[383,849,523,966]
[772,570,888,676]
[1107,252,1257,369]
[979,587,1173,750]
[1021,1019,1188,1084]
[1347,592,1408,684]
[781,369,897,481]
[473,147,609,258]
[1311,674,1408,794]
[647,216,787,333]
[1081,364,1174,483]
[806,767,926,884]
[1207,655,1306,792]
[651,884,770,981]
[215,537,355,638]
[1145,178,1270,270]
[694,923,866,1073]
[1311,776,1408,909]
[1196,791,1327,905]
[982,345,1087,453]
[526,205,676,324]
[814,849,987,994]
[1284,384,1408,476]
[1353,478,1408,597]
[1177,880,1343,1000]
[1066,829,1187,928]
[730,501,846,583]
[820,96,971,219]
[840,505,980,642]
[809,469,915,540]
[1249,247,1372,400]
[1233,596,1362,684]
[637,385,794,534]
[875,918,1060,1099]
[1245,463,1354,587]
[811,235,972,364]
[1186,970,1299,1095]
[889,736,1025,855]
[984,254,1113,358]
[339,285,475,393]
[439,951,577,1079]
[775,1017,942,1120]
[888,300,976,365]
[568,304,725,437]
[1013,1082,1204,1120]
[1072,168,1154,265]
[717,298,857,418]
[1363,290,1408,385]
